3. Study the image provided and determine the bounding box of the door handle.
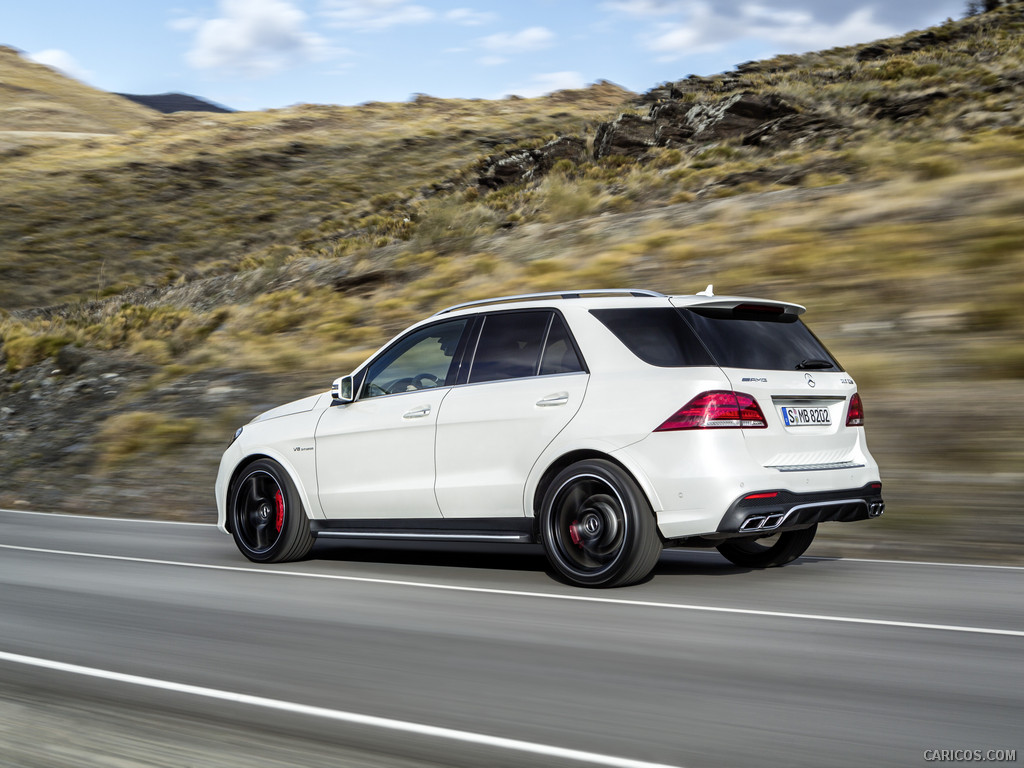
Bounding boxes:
[403,405,431,419]
[536,392,570,407]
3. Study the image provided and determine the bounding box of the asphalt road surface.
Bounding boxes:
[1,508,1022,768]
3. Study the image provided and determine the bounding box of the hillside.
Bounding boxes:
[1,4,1023,562]
[0,46,154,133]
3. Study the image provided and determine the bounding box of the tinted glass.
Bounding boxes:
[591,308,715,367]
[681,307,840,371]
[470,311,549,383]
[363,318,468,397]
[540,314,585,375]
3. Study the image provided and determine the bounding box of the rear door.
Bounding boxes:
[434,310,588,518]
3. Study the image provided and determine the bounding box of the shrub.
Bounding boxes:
[2,331,73,372]
[96,411,202,468]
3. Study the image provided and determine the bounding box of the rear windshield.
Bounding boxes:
[591,306,841,371]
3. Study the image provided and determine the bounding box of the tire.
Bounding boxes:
[229,459,314,563]
[539,459,662,588]
[716,524,818,568]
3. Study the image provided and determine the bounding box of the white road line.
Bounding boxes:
[0,650,682,768]
[0,508,212,526]
[805,555,1024,571]
[3,544,1023,638]
[3,507,1024,571]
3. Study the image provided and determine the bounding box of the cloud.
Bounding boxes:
[479,26,555,53]
[477,55,508,67]
[321,0,434,30]
[184,0,332,76]
[502,71,585,99]
[28,49,93,81]
[601,0,690,16]
[168,15,202,32]
[743,6,895,50]
[445,8,496,26]
[610,1,898,60]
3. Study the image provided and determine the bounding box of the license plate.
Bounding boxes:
[781,406,831,427]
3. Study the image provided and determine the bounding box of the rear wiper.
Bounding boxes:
[796,359,834,370]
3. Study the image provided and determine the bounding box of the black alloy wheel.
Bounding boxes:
[230,459,314,563]
[540,459,662,588]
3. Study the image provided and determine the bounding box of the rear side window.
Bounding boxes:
[540,314,584,375]
[681,307,840,371]
[591,308,715,367]
[470,311,585,383]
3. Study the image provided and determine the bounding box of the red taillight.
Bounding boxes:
[655,391,768,431]
[846,392,865,427]
[744,492,779,500]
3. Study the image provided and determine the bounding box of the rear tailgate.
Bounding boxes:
[719,369,864,471]
[668,296,869,473]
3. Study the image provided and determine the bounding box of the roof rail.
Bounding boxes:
[433,289,666,316]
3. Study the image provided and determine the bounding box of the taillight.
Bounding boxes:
[655,391,768,431]
[846,392,865,427]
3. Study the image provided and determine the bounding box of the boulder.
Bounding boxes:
[685,92,799,140]
[477,136,588,189]
[55,345,88,375]
[856,43,892,62]
[869,91,948,121]
[594,92,800,160]
[742,113,843,148]
[593,113,659,159]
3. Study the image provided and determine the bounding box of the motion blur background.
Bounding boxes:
[1,0,1022,563]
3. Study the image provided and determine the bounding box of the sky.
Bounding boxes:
[6,1,966,111]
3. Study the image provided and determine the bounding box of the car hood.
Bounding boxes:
[249,392,326,425]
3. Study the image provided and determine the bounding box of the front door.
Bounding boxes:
[315,318,469,519]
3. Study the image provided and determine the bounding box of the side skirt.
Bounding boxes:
[310,516,536,544]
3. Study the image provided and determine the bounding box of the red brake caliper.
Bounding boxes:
[274,490,284,533]
[569,520,583,548]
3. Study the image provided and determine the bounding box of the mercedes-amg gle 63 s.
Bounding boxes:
[216,288,883,587]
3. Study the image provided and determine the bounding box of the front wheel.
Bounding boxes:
[229,459,314,563]
[716,524,817,568]
[540,459,662,588]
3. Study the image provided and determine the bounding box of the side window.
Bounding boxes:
[469,312,549,384]
[540,314,585,375]
[362,318,468,398]
[469,311,585,383]
[591,308,715,367]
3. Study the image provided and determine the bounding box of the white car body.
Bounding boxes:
[216,289,883,586]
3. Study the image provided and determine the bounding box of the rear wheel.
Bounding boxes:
[229,459,314,563]
[716,524,817,568]
[540,459,662,588]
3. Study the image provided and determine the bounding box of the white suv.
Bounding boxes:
[216,289,883,587]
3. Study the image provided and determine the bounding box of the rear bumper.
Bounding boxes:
[667,483,884,544]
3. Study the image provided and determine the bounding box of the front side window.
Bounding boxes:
[362,318,468,398]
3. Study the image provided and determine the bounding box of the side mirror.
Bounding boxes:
[331,375,355,404]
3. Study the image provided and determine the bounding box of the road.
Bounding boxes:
[1,509,1021,768]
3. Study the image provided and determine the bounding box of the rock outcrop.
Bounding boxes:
[593,92,806,159]
[477,136,588,189]
[477,90,844,189]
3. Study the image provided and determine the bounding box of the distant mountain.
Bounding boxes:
[115,92,234,114]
